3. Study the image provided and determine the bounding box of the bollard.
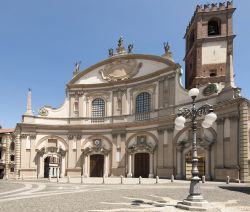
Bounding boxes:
[67,176,70,183]
[226,176,230,184]
[81,175,84,184]
[120,175,123,184]
[57,175,59,183]
[102,175,106,184]
[139,176,142,184]
[49,175,51,182]
[171,174,174,183]
[156,176,159,184]
[5,174,9,180]
[202,176,205,183]
[22,174,24,180]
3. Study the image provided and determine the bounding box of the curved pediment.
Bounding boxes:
[68,54,177,86]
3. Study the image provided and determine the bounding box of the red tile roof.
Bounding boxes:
[0,128,14,134]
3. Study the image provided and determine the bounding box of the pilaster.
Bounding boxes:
[216,118,224,168]
[157,128,164,168]
[239,101,250,182]
[5,133,10,176]
[15,134,21,176]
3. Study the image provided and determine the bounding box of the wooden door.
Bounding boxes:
[44,157,50,178]
[134,153,149,178]
[90,154,104,177]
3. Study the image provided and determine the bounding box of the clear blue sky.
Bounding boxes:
[0,0,249,128]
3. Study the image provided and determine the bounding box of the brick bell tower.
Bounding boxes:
[184,1,235,89]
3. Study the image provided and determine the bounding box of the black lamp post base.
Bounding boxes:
[176,179,214,211]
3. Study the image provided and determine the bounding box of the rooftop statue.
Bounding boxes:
[128,44,133,53]
[118,36,124,48]
[108,48,114,57]
[74,61,81,72]
[163,42,170,54]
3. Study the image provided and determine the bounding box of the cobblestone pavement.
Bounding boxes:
[0,178,250,212]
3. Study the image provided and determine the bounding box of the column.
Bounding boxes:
[176,146,183,179]
[61,156,65,177]
[104,154,109,177]
[15,134,21,177]
[49,167,52,177]
[39,154,44,178]
[149,153,154,178]
[205,147,211,180]
[127,154,132,177]
[84,155,88,177]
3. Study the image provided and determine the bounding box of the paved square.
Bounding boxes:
[0,178,250,212]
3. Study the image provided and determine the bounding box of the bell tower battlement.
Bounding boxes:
[184,1,235,89]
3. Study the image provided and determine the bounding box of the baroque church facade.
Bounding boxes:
[2,1,250,182]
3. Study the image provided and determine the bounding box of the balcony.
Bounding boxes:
[135,112,151,121]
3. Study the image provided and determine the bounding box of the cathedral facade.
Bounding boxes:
[2,2,250,182]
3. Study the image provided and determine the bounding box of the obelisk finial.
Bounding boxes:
[25,88,33,116]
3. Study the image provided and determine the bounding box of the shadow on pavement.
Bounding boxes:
[219,186,250,195]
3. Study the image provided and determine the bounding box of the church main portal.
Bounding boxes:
[90,154,104,177]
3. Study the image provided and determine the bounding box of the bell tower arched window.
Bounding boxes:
[208,19,221,36]
[92,98,105,122]
[135,92,151,120]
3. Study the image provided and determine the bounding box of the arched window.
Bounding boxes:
[135,92,151,120]
[92,98,105,122]
[10,142,15,151]
[208,19,221,36]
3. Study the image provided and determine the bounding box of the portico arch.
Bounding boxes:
[174,127,216,180]
[36,136,67,178]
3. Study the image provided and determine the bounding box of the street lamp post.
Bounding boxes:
[175,88,217,210]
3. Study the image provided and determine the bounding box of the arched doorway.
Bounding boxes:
[185,148,205,179]
[90,154,104,177]
[134,153,149,178]
[44,155,60,178]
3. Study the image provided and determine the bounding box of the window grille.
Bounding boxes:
[92,98,105,123]
[135,92,151,120]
